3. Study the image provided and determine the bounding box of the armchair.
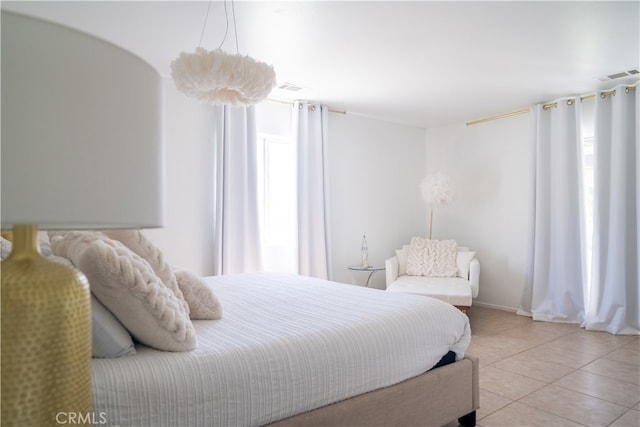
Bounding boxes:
[385,244,479,313]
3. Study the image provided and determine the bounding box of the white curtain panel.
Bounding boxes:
[294,101,332,279]
[519,100,587,323]
[586,84,639,334]
[212,105,263,275]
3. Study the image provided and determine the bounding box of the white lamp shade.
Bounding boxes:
[1,12,164,229]
[420,172,455,207]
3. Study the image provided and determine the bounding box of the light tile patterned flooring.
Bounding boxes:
[456,306,639,427]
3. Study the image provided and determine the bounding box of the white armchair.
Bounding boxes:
[385,245,480,313]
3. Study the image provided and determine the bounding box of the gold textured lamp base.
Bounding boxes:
[1,225,92,426]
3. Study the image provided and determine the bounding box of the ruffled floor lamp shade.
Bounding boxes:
[420,172,456,239]
[1,11,163,426]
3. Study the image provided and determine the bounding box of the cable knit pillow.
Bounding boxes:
[102,230,189,316]
[173,267,223,320]
[50,231,196,352]
[406,237,458,277]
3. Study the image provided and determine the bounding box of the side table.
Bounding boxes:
[348,265,385,287]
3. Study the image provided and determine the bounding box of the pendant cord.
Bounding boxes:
[217,0,230,49]
[199,0,238,53]
[198,0,213,48]
[231,0,239,54]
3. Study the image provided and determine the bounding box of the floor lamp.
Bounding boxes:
[420,172,455,239]
[1,12,164,426]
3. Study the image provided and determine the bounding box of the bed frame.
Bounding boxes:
[269,355,479,427]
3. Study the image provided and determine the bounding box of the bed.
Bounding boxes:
[91,272,479,427]
[40,230,477,426]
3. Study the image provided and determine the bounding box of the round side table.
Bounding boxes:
[348,265,385,287]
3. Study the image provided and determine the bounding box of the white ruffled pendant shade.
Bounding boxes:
[171,47,276,106]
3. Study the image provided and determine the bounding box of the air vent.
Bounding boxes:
[277,82,304,92]
[597,69,640,81]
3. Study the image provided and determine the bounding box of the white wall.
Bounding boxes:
[145,83,532,308]
[328,113,426,289]
[149,90,427,286]
[145,80,217,275]
[425,114,533,311]
[256,103,427,288]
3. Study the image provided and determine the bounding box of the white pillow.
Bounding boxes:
[456,251,476,279]
[406,237,458,277]
[1,237,13,260]
[38,231,54,257]
[50,231,196,352]
[91,294,136,358]
[173,267,223,320]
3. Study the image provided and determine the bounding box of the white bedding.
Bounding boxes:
[92,272,471,426]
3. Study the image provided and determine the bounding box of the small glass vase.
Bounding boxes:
[361,235,369,268]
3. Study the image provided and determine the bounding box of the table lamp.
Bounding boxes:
[1,11,164,426]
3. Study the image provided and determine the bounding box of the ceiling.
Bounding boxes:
[3,1,639,129]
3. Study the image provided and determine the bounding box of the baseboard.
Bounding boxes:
[472,301,518,313]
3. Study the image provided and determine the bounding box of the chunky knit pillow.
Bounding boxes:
[50,231,196,352]
[406,237,458,277]
[102,230,189,315]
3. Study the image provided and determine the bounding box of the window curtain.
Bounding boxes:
[212,105,262,274]
[518,99,587,323]
[294,101,332,279]
[586,84,639,334]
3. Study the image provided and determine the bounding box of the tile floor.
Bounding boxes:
[454,306,639,427]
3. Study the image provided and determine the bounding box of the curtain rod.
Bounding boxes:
[466,85,637,126]
[541,87,636,110]
[465,108,530,126]
[267,97,346,115]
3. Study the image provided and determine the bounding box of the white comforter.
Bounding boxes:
[92,273,471,427]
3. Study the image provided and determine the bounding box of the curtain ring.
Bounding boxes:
[298,104,304,110]
[567,99,575,106]
[310,105,316,111]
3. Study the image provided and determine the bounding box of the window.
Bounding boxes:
[256,134,297,273]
